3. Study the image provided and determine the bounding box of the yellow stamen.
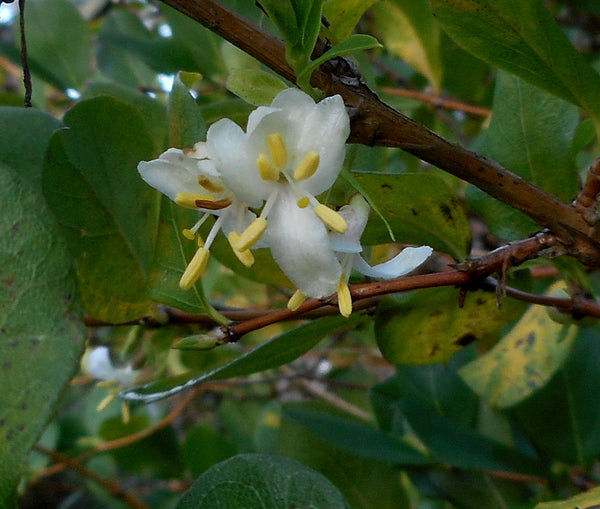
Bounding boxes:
[195,198,232,210]
[228,232,255,267]
[175,192,214,209]
[235,218,268,251]
[121,401,131,424]
[179,248,209,289]
[337,280,352,318]
[197,236,205,247]
[268,132,287,168]
[314,204,348,234]
[287,290,307,311]
[198,176,225,193]
[297,196,310,208]
[293,151,320,181]
[182,229,196,240]
[257,154,280,181]
[96,380,118,388]
[97,391,118,412]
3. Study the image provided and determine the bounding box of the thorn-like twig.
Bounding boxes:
[18,0,32,107]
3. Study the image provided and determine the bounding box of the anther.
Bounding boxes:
[228,232,255,267]
[175,192,215,209]
[314,204,348,234]
[257,154,280,181]
[198,176,225,193]
[297,196,310,208]
[195,198,232,210]
[182,229,196,240]
[97,390,118,412]
[268,132,287,168]
[121,401,131,424]
[179,248,209,289]
[235,218,268,251]
[287,290,307,311]
[337,280,352,318]
[293,151,320,181]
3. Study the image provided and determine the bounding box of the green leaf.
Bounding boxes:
[372,0,443,90]
[284,407,432,465]
[0,107,60,189]
[296,34,382,88]
[353,172,470,260]
[226,69,288,106]
[43,97,158,322]
[375,287,526,365]
[147,197,215,317]
[183,425,236,477]
[429,0,600,130]
[23,0,91,91]
[0,167,85,504]
[175,454,348,508]
[534,486,600,509]
[121,314,362,403]
[459,298,577,409]
[467,71,579,239]
[513,329,600,464]
[168,74,207,148]
[399,400,545,475]
[322,0,379,42]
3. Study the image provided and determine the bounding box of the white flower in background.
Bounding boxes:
[289,195,433,317]
[206,88,351,257]
[83,346,142,423]
[138,142,257,290]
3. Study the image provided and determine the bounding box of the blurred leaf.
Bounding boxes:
[226,69,288,106]
[168,73,207,148]
[513,328,600,464]
[43,97,158,322]
[323,0,379,42]
[183,425,236,477]
[459,299,577,409]
[147,197,214,317]
[467,71,579,239]
[23,0,91,91]
[121,314,363,402]
[373,0,442,90]
[277,413,410,508]
[0,107,60,189]
[354,172,470,259]
[429,0,600,130]
[284,406,432,465]
[175,454,348,508]
[97,9,157,88]
[399,400,545,475]
[534,486,600,509]
[0,167,84,504]
[375,287,524,365]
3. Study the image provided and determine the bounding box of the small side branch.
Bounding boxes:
[574,157,600,225]
[18,0,32,107]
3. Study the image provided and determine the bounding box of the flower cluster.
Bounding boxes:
[138,89,432,316]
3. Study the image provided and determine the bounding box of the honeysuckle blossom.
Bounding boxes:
[288,195,433,317]
[138,143,257,289]
[206,88,351,257]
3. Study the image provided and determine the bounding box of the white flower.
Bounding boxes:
[288,195,433,317]
[85,346,140,388]
[206,88,351,256]
[138,143,257,289]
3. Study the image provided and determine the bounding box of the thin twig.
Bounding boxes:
[18,0,32,107]
[574,157,600,225]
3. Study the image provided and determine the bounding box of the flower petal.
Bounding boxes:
[330,195,370,253]
[353,245,433,279]
[207,118,269,208]
[267,188,341,298]
[86,347,140,388]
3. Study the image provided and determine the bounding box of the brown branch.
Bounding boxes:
[18,0,32,107]
[159,0,600,266]
[574,157,600,225]
[34,445,150,509]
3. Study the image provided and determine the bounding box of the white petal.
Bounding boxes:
[267,188,341,298]
[138,158,204,202]
[86,347,140,388]
[246,105,280,135]
[353,245,433,279]
[207,118,270,208]
[330,195,370,253]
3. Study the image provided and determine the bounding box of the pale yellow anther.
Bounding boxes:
[257,154,280,181]
[121,401,131,424]
[235,218,268,251]
[198,175,225,193]
[337,280,352,318]
[179,248,209,290]
[96,380,119,388]
[293,151,320,181]
[197,236,205,248]
[287,290,307,311]
[182,229,196,241]
[297,196,310,208]
[268,132,287,168]
[97,391,118,412]
[228,232,255,268]
[314,204,348,234]
[175,192,214,209]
